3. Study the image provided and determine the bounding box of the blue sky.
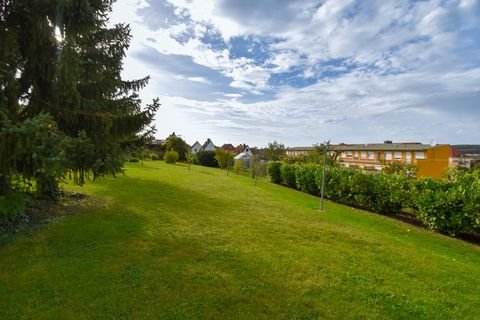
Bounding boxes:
[110,0,480,147]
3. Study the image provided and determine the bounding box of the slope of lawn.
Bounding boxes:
[1,161,480,319]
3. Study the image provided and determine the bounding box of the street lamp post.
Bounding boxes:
[320,140,330,211]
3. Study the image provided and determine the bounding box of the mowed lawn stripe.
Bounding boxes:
[1,160,479,319]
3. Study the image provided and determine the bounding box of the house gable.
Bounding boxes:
[191,141,202,154]
[201,138,216,152]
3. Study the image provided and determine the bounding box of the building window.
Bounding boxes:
[342,152,346,158]
[394,152,402,160]
[385,152,392,160]
[368,152,374,160]
[346,151,352,158]
[405,152,412,164]
[354,152,358,160]
[415,152,425,159]
[377,152,382,160]
[360,151,367,159]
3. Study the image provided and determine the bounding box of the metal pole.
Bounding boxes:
[320,149,326,211]
[320,141,329,211]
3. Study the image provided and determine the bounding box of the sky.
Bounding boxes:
[110,0,480,147]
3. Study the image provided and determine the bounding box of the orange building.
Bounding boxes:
[416,145,451,179]
[286,141,453,179]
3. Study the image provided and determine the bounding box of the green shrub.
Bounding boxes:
[250,157,258,178]
[234,159,243,174]
[296,164,321,194]
[383,162,417,178]
[281,163,297,188]
[271,161,480,236]
[215,149,234,169]
[0,174,9,195]
[164,150,179,164]
[129,158,140,163]
[195,151,217,167]
[0,191,29,221]
[151,154,160,161]
[370,173,411,214]
[462,171,480,231]
[185,150,196,169]
[412,172,480,235]
[350,172,376,210]
[413,178,465,235]
[250,159,267,178]
[323,166,349,201]
[267,161,282,183]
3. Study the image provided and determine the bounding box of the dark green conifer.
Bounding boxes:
[0,0,159,199]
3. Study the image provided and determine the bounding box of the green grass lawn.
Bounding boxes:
[1,161,480,319]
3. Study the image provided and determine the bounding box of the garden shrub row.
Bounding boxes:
[268,162,480,236]
[413,171,480,235]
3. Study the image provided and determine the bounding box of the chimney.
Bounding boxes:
[384,140,392,144]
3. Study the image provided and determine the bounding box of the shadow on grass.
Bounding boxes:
[93,174,238,216]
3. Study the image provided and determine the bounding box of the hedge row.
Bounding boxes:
[267,162,480,236]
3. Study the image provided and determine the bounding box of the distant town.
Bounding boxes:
[149,135,480,179]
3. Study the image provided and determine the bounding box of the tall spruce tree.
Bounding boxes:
[0,0,159,199]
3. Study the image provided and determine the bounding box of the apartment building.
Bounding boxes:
[286,141,452,179]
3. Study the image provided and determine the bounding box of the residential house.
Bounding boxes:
[200,138,217,152]
[233,144,254,167]
[220,144,236,153]
[147,139,167,154]
[450,145,480,169]
[191,141,202,154]
[234,144,252,156]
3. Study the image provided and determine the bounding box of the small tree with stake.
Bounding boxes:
[185,150,195,170]
[215,148,234,170]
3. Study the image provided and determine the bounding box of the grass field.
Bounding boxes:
[1,161,480,319]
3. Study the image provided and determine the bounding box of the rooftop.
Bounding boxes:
[287,142,445,152]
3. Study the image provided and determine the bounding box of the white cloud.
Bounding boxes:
[174,75,212,84]
[110,0,480,146]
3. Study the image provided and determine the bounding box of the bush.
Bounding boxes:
[383,162,417,178]
[215,149,234,169]
[349,171,376,210]
[267,161,282,183]
[0,191,29,221]
[185,150,196,169]
[296,163,321,194]
[196,150,217,167]
[250,158,266,178]
[165,133,189,161]
[370,173,411,214]
[234,159,243,174]
[129,158,140,162]
[272,161,480,236]
[412,172,480,235]
[323,166,351,203]
[151,154,160,161]
[164,150,179,164]
[281,163,296,188]
[0,174,9,195]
